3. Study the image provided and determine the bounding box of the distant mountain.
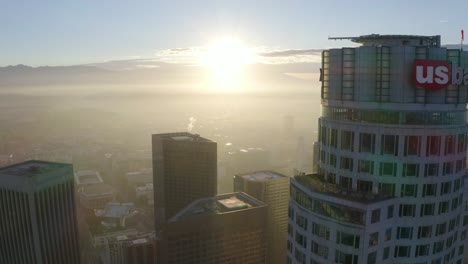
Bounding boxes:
[0,60,320,94]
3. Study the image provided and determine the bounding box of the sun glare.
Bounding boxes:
[201,38,254,91]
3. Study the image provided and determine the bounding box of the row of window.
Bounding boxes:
[325,157,466,177]
[321,106,467,125]
[319,126,468,157]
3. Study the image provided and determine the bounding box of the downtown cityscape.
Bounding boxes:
[1,1,468,264]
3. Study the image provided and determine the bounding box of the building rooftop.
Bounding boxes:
[170,192,265,222]
[95,202,137,218]
[74,170,103,185]
[294,174,394,204]
[153,132,213,142]
[236,170,287,182]
[0,160,69,178]
[329,34,441,47]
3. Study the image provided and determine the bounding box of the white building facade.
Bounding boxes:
[288,35,468,264]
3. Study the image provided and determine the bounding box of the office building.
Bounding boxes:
[159,192,267,264]
[79,183,115,209]
[152,132,217,232]
[234,171,289,264]
[0,160,81,264]
[288,35,467,264]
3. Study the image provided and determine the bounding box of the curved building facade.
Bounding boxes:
[288,35,468,264]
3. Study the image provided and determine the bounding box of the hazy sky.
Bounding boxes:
[2,0,468,66]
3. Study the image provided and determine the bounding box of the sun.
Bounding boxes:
[201,37,254,91]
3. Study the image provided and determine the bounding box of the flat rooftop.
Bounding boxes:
[170,192,265,222]
[0,160,70,178]
[74,170,103,185]
[153,132,213,142]
[329,34,441,47]
[95,202,137,218]
[294,174,394,204]
[236,170,287,182]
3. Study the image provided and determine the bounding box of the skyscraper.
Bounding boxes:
[152,132,217,232]
[234,171,289,264]
[159,192,267,264]
[288,35,467,264]
[0,160,81,264]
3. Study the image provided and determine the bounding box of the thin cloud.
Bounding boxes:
[259,49,322,57]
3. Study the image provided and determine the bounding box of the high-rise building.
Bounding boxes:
[0,160,81,264]
[152,132,217,232]
[158,192,267,264]
[234,171,289,264]
[288,35,468,264]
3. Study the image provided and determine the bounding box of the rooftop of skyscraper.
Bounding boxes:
[153,132,213,142]
[169,192,266,222]
[329,34,441,47]
[236,170,288,182]
[0,160,69,178]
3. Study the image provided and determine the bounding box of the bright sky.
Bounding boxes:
[2,0,468,66]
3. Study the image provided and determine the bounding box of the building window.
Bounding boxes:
[295,231,307,249]
[394,245,411,258]
[423,184,437,197]
[311,222,330,240]
[438,201,449,214]
[336,231,360,249]
[404,136,420,156]
[379,162,396,176]
[433,240,444,254]
[445,135,455,155]
[320,126,327,145]
[339,176,352,190]
[387,206,394,219]
[296,215,308,231]
[340,157,353,171]
[440,181,452,195]
[335,250,358,264]
[415,244,430,257]
[385,228,392,241]
[369,232,379,246]
[378,183,395,196]
[381,134,398,155]
[455,160,464,173]
[359,133,375,153]
[371,209,380,224]
[397,227,413,239]
[457,133,466,153]
[420,203,435,216]
[358,160,374,174]
[294,249,306,264]
[341,130,354,151]
[367,251,377,264]
[443,162,453,175]
[401,184,417,197]
[426,136,441,156]
[399,204,415,217]
[328,153,337,167]
[288,207,294,220]
[424,163,439,177]
[402,163,419,177]
[383,247,390,260]
[311,241,328,259]
[329,128,338,148]
[357,180,372,193]
[435,222,447,236]
[418,225,432,238]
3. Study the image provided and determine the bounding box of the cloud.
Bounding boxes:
[284,72,319,80]
[259,49,322,57]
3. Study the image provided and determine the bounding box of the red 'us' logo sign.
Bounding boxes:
[413,59,450,91]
